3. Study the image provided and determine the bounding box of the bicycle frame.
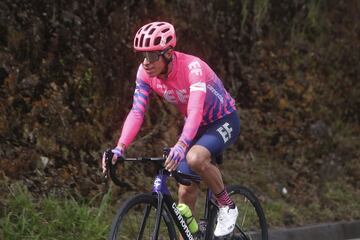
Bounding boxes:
[105,150,220,239]
[106,150,268,240]
[151,169,218,240]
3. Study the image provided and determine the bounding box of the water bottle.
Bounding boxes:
[177,203,199,234]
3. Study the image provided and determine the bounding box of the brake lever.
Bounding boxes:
[162,147,171,158]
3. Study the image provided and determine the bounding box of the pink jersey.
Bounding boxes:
[118,51,236,148]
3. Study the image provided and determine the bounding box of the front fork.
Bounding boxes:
[151,191,164,240]
[151,170,169,240]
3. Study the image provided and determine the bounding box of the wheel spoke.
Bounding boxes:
[226,186,268,240]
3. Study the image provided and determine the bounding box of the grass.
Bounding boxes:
[0,183,112,240]
[2,157,356,235]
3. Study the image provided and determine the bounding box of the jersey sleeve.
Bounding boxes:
[118,76,152,148]
[179,60,206,146]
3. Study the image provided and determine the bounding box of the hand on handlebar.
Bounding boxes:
[164,142,187,172]
[102,146,125,174]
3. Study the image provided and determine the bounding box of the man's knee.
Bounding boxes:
[186,146,211,172]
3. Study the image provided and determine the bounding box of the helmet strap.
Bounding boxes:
[160,48,173,78]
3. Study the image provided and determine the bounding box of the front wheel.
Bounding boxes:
[209,185,268,240]
[108,193,177,240]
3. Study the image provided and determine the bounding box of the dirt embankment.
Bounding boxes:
[1,0,359,226]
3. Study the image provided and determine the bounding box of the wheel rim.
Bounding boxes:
[231,192,264,240]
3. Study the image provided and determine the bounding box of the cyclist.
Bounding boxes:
[102,21,240,237]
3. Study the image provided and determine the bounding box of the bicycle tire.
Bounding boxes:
[108,193,177,240]
[208,185,268,240]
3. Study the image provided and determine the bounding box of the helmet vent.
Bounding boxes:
[145,38,150,47]
[154,36,161,46]
[135,38,139,47]
[149,28,156,35]
[140,34,145,47]
[166,36,173,44]
[157,23,165,26]
[161,28,170,33]
[144,24,152,31]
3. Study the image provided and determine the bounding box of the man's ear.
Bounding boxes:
[165,48,173,58]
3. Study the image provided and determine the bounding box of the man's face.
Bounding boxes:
[141,51,166,77]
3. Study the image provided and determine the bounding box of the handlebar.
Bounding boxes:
[104,149,201,187]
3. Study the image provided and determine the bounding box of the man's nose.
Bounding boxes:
[143,57,150,65]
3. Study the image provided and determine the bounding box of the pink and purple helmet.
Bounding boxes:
[133,22,176,52]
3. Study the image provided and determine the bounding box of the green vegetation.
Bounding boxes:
[0,184,112,240]
[1,177,359,239]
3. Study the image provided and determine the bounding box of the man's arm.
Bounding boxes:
[179,60,207,147]
[117,79,151,148]
[179,85,206,147]
[164,59,207,171]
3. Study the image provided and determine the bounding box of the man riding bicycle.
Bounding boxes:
[102,21,240,237]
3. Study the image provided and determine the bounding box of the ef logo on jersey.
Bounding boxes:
[163,89,189,104]
[217,122,233,143]
[188,61,202,76]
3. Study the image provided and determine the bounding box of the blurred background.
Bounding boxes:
[0,0,359,239]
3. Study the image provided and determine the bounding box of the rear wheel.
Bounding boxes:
[108,193,177,240]
[209,185,268,240]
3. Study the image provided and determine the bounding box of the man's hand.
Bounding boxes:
[102,146,125,174]
[164,141,187,172]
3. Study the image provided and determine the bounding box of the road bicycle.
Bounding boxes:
[104,148,268,240]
